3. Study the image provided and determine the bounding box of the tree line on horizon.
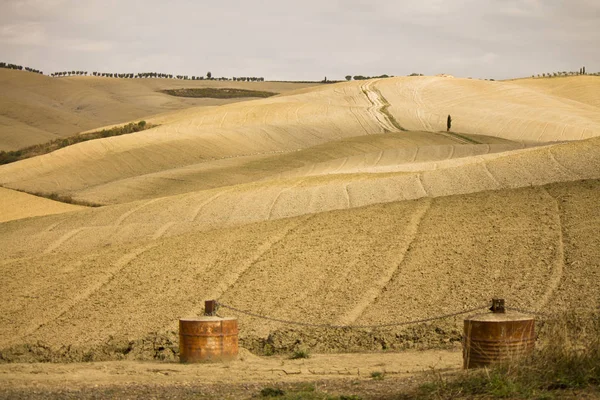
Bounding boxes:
[345,74,393,81]
[0,62,43,75]
[4,60,599,82]
[49,70,265,81]
[532,66,599,78]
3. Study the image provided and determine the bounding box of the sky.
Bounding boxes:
[0,0,598,81]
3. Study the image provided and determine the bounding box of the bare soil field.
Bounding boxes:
[0,179,598,358]
[1,76,598,206]
[0,69,321,151]
[513,75,600,108]
[0,74,599,397]
[0,187,83,223]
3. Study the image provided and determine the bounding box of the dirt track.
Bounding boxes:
[0,349,460,389]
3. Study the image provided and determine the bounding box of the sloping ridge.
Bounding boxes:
[512,76,600,108]
[0,76,598,204]
[0,136,598,264]
[380,76,600,140]
[0,75,599,358]
[0,69,321,151]
[0,187,84,223]
[0,178,598,354]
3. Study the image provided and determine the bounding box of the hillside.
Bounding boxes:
[0,75,598,361]
[513,75,600,108]
[0,69,321,151]
[0,187,83,223]
[0,76,598,205]
[0,179,598,359]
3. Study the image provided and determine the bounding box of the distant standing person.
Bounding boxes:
[447,115,452,132]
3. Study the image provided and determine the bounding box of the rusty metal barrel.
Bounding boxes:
[179,316,238,363]
[463,304,535,369]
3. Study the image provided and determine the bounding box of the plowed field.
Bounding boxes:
[0,74,598,397]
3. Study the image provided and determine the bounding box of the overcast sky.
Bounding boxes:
[1,0,598,80]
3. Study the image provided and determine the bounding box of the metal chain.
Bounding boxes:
[215,301,490,329]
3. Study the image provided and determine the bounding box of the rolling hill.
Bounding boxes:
[0,69,321,151]
[0,74,598,361]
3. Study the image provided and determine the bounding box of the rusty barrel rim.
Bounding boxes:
[179,317,239,363]
[463,311,535,369]
[180,316,237,322]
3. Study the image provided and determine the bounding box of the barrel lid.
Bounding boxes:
[466,311,534,322]
[180,316,237,322]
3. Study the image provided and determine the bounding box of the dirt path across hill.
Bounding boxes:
[0,349,461,398]
[361,80,401,133]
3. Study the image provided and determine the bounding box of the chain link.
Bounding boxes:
[215,301,490,329]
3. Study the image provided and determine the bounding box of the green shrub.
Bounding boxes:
[161,88,277,99]
[371,371,385,380]
[260,387,285,397]
[289,348,310,360]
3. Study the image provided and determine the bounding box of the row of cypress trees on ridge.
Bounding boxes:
[1,63,267,81]
[0,62,43,74]
[50,71,266,81]
[532,67,600,78]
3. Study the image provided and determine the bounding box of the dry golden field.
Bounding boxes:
[0,72,599,396]
[0,69,320,151]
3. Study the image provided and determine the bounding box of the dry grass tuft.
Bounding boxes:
[415,312,600,399]
[24,191,103,207]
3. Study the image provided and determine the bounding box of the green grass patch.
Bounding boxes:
[161,87,277,99]
[260,387,286,397]
[371,371,386,381]
[258,384,362,400]
[289,348,311,360]
[0,121,155,166]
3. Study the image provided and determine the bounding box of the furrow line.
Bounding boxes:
[114,198,161,227]
[27,243,158,337]
[338,198,433,325]
[189,188,235,223]
[43,227,86,254]
[267,180,305,221]
[204,215,315,304]
[537,188,566,310]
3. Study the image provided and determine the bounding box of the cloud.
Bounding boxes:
[3,0,69,21]
[498,0,542,17]
[0,22,47,46]
[445,52,500,68]
[0,0,597,79]
[0,22,111,52]
[479,53,499,64]
[57,38,113,53]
